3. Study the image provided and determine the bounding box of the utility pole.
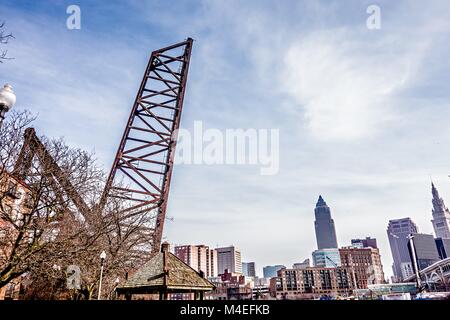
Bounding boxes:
[98,251,106,300]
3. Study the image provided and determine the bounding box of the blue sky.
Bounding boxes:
[1,0,450,278]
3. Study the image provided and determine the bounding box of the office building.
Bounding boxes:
[351,237,378,249]
[242,262,256,277]
[436,238,450,260]
[339,247,385,289]
[314,195,338,249]
[408,233,440,271]
[174,244,218,278]
[263,265,286,278]
[431,183,450,239]
[216,246,242,274]
[293,259,310,269]
[312,249,341,268]
[387,218,419,282]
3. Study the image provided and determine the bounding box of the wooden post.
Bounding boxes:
[159,291,168,300]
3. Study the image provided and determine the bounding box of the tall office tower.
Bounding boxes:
[351,237,378,249]
[216,246,242,275]
[387,218,419,282]
[431,183,450,239]
[314,195,338,249]
[174,245,218,277]
[242,262,256,277]
[407,233,440,271]
[339,247,385,289]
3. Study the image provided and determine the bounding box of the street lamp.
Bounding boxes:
[390,232,420,286]
[114,277,120,300]
[98,250,106,300]
[0,84,16,128]
[407,234,422,290]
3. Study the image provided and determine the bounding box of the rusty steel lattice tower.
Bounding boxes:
[12,39,193,254]
[101,38,194,252]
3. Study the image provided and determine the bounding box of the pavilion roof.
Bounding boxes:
[117,243,215,293]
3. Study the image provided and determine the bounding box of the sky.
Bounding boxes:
[1,0,450,279]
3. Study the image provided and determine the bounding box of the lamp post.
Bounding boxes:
[98,250,106,300]
[114,277,119,300]
[407,234,422,290]
[0,84,16,128]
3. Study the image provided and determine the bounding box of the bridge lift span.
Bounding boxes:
[13,38,194,253]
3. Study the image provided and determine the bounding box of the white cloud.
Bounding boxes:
[280,29,428,141]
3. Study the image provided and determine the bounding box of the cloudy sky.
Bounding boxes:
[1,0,450,278]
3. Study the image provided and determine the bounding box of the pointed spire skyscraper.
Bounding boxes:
[314,195,338,249]
[431,182,450,239]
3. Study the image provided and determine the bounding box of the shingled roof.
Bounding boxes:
[117,243,215,294]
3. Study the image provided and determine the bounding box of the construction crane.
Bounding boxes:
[12,38,194,253]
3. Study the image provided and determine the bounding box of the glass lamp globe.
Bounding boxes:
[0,84,16,111]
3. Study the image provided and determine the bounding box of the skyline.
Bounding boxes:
[1,0,450,280]
[171,184,448,279]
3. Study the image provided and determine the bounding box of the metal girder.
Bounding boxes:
[100,38,194,252]
[12,127,92,219]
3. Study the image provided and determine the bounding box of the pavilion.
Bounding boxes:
[116,242,215,300]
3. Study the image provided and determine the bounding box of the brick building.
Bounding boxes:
[275,267,353,299]
[0,172,33,300]
[339,247,385,289]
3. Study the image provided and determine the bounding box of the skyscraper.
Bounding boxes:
[314,195,338,249]
[387,218,419,282]
[431,183,450,239]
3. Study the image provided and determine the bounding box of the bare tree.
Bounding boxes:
[0,111,104,290]
[1,111,153,299]
[0,22,14,62]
